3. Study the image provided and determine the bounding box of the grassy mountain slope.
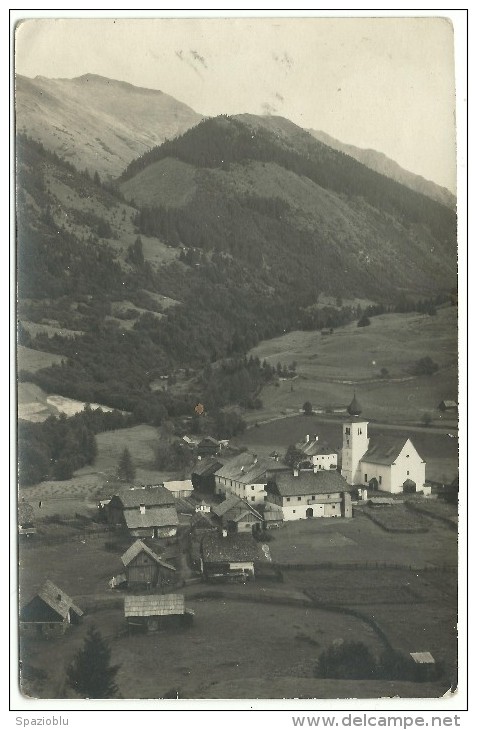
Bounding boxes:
[307,127,456,210]
[121,114,457,300]
[15,74,203,179]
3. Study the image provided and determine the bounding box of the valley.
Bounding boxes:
[15,70,460,704]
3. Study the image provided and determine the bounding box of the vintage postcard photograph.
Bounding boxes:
[13,13,462,707]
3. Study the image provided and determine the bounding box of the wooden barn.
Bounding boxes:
[121,540,176,589]
[191,458,223,494]
[201,532,266,582]
[20,580,83,637]
[124,594,194,633]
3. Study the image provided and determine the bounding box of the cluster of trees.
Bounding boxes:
[155,440,194,471]
[314,640,442,682]
[18,406,132,486]
[411,356,440,376]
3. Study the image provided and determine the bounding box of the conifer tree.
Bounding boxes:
[117,447,135,482]
[66,625,120,698]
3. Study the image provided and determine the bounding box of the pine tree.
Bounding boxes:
[117,447,135,482]
[66,625,120,698]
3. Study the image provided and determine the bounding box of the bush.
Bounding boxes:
[411,356,439,376]
[314,640,377,680]
[302,401,313,416]
[357,316,371,327]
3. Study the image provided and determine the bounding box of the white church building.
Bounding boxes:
[341,395,426,494]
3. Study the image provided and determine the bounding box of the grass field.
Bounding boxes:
[248,308,458,425]
[265,513,457,568]
[17,345,65,375]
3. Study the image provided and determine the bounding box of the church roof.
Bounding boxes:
[361,437,424,466]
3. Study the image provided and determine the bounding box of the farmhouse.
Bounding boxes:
[266,470,352,520]
[201,532,267,581]
[20,580,83,637]
[124,594,194,633]
[341,395,426,494]
[215,453,287,503]
[163,479,194,499]
[198,436,221,457]
[212,493,263,533]
[107,486,178,538]
[191,457,224,493]
[121,539,176,588]
[295,434,338,471]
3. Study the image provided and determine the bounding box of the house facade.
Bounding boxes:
[214,453,288,504]
[266,470,352,520]
[296,435,338,471]
[212,493,263,533]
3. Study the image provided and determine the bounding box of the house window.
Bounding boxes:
[286,497,290,502]
[251,496,255,502]
[251,485,254,491]
[379,476,382,485]
[312,495,316,500]
[293,510,296,514]
[358,428,362,435]
[332,505,336,509]
[364,474,368,482]
[407,471,410,476]
[298,497,302,501]
[345,427,350,435]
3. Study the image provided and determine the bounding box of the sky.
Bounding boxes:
[15,15,458,193]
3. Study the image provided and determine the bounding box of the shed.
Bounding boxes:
[20,580,83,637]
[410,651,436,681]
[163,480,194,499]
[120,540,176,588]
[438,400,458,412]
[124,594,193,633]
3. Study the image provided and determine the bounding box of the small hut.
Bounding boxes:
[20,580,83,637]
[410,651,437,681]
[124,594,194,633]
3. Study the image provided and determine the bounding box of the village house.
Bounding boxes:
[198,436,221,458]
[214,453,288,503]
[124,594,194,633]
[212,493,263,533]
[341,395,426,493]
[20,580,83,637]
[191,457,224,493]
[201,532,267,582]
[163,479,194,499]
[107,486,178,539]
[266,469,353,520]
[295,434,338,471]
[120,539,176,589]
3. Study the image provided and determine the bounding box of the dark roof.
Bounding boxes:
[191,457,224,477]
[202,533,265,563]
[124,594,188,617]
[121,540,176,571]
[212,494,263,522]
[361,437,424,466]
[347,393,363,416]
[116,486,175,508]
[190,511,217,529]
[268,470,351,497]
[35,580,83,620]
[124,506,178,530]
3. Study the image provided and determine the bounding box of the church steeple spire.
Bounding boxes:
[347,391,362,417]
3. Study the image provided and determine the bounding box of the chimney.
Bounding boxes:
[222,528,228,538]
[315,434,319,441]
[253,454,258,464]
[293,468,299,477]
[139,504,146,515]
[274,453,279,462]
[241,466,245,474]
[306,434,310,443]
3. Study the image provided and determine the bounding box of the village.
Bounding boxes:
[18,394,458,699]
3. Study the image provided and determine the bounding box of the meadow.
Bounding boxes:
[248,307,458,425]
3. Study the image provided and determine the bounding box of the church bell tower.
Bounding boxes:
[341,394,369,485]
